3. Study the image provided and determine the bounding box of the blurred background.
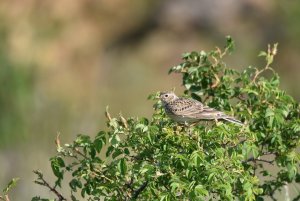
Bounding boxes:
[0,0,299,200]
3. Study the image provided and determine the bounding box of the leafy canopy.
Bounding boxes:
[33,37,300,201]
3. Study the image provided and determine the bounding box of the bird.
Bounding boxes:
[159,91,243,125]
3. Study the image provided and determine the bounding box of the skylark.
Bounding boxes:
[160,91,243,125]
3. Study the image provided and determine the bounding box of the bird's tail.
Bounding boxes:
[223,117,244,126]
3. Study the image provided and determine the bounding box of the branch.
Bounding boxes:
[33,170,66,201]
[125,177,134,191]
[129,155,153,163]
[74,148,89,159]
[252,44,277,84]
[227,138,247,149]
[247,158,274,165]
[202,95,210,103]
[131,181,148,200]
[211,73,220,88]
[244,152,275,164]
[0,195,10,201]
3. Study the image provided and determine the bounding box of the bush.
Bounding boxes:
[33,37,300,201]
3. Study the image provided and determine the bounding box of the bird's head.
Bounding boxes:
[159,91,178,104]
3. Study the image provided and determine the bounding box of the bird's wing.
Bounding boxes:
[171,98,227,120]
[166,97,243,124]
[170,98,204,116]
[195,105,226,119]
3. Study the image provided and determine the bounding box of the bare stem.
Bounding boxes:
[33,170,66,201]
[131,181,148,200]
[244,151,275,165]
[0,195,10,201]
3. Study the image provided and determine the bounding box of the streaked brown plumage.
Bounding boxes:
[160,91,243,125]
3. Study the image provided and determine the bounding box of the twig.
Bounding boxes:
[244,151,275,164]
[74,147,90,160]
[105,106,112,121]
[202,95,210,103]
[33,170,66,201]
[211,73,220,88]
[125,177,134,191]
[251,44,277,84]
[247,158,274,165]
[270,194,276,201]
[228,139,247,149]
[129,155,153,163]
[131,181,148,200]
[119,113,128,129]
[0,195,10,201]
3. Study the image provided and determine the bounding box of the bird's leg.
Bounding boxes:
[205,121,209,126]
[185,122,196,138]
[183,121,189,131]
[189,122,197,127]
[173,125,181,135]
[214,118,221,126]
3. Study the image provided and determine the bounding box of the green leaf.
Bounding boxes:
[109,134,121,147]
[50,157,64,187]
[71,194,79,201]
[160,193,171,201]
[106,145,114,157]
[182,52,191,59]
[265,108,275,126]
[191,151,202,167]
[170,182,180,192]
[109,118,119,128]
[135,123,148,133]
[112,148,123,159]
[3,178,19,194]
[69,179,82,192]
[124,148,130,155]
[147,132,153,144]
[194,184,208,196]
[94,131,106,152]
[89,147,96,159]
[75,135,91,146]
[187,67,199,74]
[118,158,127,175]
[258,51,267,57]
[225,35,235,53]
[140,164,154,175]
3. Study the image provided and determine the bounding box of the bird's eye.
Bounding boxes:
[164,94,169,98]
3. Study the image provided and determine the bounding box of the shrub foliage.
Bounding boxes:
[33,37,300,201]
